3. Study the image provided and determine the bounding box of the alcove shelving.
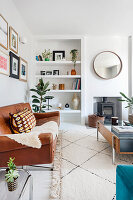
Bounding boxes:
[32,36,84,123]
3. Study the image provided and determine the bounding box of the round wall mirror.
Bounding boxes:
[93,51,122,79]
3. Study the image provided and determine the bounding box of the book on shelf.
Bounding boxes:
[72,79,81,90]
[112,126,133,133]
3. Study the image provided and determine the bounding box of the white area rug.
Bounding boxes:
[53,123,133,200]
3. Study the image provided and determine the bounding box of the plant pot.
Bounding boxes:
[7,179,18,191]
[71,69,76,75]
[45,58,50,61]
[128,114,133,124]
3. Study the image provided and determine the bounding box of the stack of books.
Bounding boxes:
[112,126,133,136]
[72,79,81,90]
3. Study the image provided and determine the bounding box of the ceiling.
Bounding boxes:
[13,0,133,36]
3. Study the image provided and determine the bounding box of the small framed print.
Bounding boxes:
[53,51,65,61]
[0,50,9,76]
[19,57,28,82]
[0,14,8,50]
[9,51,19,79]
[46,71,52,75]
[40,71,45,75]
[53,70,59,75]
[9,26,18,54]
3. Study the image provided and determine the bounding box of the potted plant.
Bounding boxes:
[42,49,52,61]
[70,49,79,75]
[30,78,54,113]
[118,92,133,124]
[5,157,19,191]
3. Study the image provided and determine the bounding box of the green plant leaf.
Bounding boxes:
[32,99,40,103]
[32,95,39,99]
[120,92,132,102]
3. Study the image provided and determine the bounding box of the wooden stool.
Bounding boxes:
[88,114,104,128]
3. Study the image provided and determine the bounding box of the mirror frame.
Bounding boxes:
[93,51,122,80]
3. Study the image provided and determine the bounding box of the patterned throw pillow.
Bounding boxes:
[9,108,36,134]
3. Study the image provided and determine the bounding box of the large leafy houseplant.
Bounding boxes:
[5,157,19,191]
[118,92,133,108]
[30,78,54,113]
[118,92,133,124]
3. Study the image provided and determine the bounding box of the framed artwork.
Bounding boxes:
[0,50,9,76]
[53,51,65,61]
[53,70,59,75]
[40,71,45,75]
[0,14,8,50]
[9,51,19,79]
[9,26,18,54]
[46,71,52,75]
[19,57,28,82]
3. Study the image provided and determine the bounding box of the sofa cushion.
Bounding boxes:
[9,108,36,134]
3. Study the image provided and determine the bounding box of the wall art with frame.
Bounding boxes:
[19,57,28,82]
[0,14,8,50]
[9,26,18,54]
[0,50,9,76]
[9,51,19,79]
[53,51,65,61]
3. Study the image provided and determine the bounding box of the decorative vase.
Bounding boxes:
[72,93,80,110]
[128,114,133,124]
[7,179,18,191]
[71,69,76,75]
[45,58,50,61]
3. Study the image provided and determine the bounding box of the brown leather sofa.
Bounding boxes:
[0,103,60,167]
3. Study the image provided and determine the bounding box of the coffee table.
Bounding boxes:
[0,169,33,200]
[97,121,133,164]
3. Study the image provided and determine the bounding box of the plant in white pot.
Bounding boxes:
[5,157,19,191]
[118,92,133,124]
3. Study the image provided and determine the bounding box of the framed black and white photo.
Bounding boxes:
[40,71,46,75]
[19,57,28,82]
[0,14,8,50]
[53,70,59,75]
[9,26,18,54]
[9,51,19,79]
[53,51,65,61]
[46,71,52,75]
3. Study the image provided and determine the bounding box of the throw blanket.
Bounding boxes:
[5,121,58,149]
[116,165,133,200]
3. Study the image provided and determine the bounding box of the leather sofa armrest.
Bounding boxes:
[0,135,27,153]
[34,111,60,119]
[34,112,60,126]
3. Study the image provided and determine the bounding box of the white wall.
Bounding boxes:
[0,0,33,107]
[84,36,128,123]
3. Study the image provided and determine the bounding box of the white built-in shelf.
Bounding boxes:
[45,109,81,113]
[35,61,81,65]
[35,75,81,79]
[48,90,81,93]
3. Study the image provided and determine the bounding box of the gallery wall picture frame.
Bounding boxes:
[19,57,28,82]
[9,26,18,54]
[53,70,59,75]
[0,49,9,76]
[53,51,65,61]
[9,51,19,79]
[46,71,52,75]
[0,14,8,50]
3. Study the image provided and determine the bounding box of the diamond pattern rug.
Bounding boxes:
[58,124,133,200]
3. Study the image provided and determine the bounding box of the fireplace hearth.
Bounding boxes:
[94,97,122,123]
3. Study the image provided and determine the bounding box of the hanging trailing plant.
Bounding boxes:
[70,49,79,69]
